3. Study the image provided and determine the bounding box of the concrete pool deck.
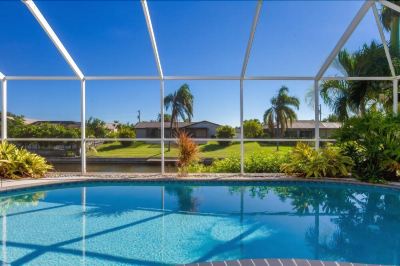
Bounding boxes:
[0,173,399,193]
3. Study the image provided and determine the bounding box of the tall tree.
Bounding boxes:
[380,1,400,57]
[157,113,172,122]
[320,42,391,121]
[263,86,300,138]
[164,84,194,151]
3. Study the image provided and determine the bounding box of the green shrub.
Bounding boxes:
[245,152,289,173]
[280,143,353,178]
[243,119,264,138]
[210,156,241,173]
[216,125,236,146]
[335,112,400,182]
[196,152,290,173]
[0,142,53,179]
[117,126,136,147]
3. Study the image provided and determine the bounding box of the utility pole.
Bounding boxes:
[137,110,141,123]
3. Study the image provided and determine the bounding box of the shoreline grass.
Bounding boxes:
[87,141,292,159]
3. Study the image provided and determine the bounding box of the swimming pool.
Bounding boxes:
[0,181,399,265]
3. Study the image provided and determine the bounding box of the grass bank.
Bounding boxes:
[87,141,292,158]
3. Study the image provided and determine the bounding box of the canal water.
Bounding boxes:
[51,163,178,173]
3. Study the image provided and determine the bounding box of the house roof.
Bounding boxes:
[135,120,220,129]
[264,120,341,130]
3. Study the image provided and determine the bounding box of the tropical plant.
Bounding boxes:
[281,143,353,178]
[322,114,340,122]
[380,1,400,57]
[263,86,300,138]
[243,119,264,138]
[320,42,392,121]
[117,125,136,147]
[0,142,53,179]
[157,113,172,122]
[210,156,241,173]
[86,117,109,138]
[215,125,236,146]
[192,152,290,173]
[335,111,400,182]
[164,84,194,151]
[176,131,199,176]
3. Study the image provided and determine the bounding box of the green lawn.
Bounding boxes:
[88,141,292,158]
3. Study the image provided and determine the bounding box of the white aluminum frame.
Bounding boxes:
[141,0,165,174]
[1,72,6,141]
[0,0,398,175]
[240,0,263,175]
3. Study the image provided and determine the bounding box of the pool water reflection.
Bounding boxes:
[0,182,399,265]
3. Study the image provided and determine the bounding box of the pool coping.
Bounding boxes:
[0,173,399,193]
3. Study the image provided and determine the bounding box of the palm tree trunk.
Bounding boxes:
[168,116,174,152]
[391,16,400,57]
[276,120,280,151]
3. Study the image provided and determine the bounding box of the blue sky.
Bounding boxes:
[0,1,388,127]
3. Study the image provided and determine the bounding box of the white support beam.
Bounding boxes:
[160,80,165,174]
[320,76,394,81]
[240,0,263,78]
[141,0,164,79]
[240,79,245,175]
[372,4,396,76]
[81,79,86,174]
[240,0,263,175]
[6,76,79,81]
[394,79,399,114]
[23,0,84,80]
[314,80,320,149]
[380,0,400,13]
[141,0,165,174]
[1,73,6,141]
[316,1,373,80]
[4,75,396,81]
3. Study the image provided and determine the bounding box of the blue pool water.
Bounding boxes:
[0,181,399,265]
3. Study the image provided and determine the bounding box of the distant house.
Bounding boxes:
[264,120,341,139]
[135,121,221,138]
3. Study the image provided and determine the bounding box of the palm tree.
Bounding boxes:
[320,42,391,120]
[380,1,400,57]
[263,86,299,150]
[164,84,194,151]
[157,113,172,122]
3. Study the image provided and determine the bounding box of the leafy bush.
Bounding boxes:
[211,156,241,173]
[243,119,264,138]
[86,117,109,138]
[177,131,199,176]
[216,125,236,146]
[335,112,400,182]
[280,143,353,178]
[191,152,290,173]
[117,126,136,147]
[0,142,53,179]
[245,152,289,173]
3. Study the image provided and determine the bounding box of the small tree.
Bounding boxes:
[216,125,236,146]
[86,117,109,138]
[177,131,199,176]
[117,125,136,147]
[243,119,264,138]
